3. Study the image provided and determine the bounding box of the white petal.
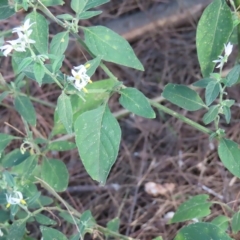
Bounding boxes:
[224,42,233,57]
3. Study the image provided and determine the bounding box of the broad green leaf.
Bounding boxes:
[0,134,15,153]
[196,0,233,77]
[57,92,73,134]
[170,194,212,223]
[41,0,64,6]
[28,194,53,209]
[0,0,15,20]
[83,0,109,11]
[52,55,64,73]
[35,213,56,226]
[12,155,38,179]
[223,99,235,107]
[192,78,214,88]
[223,105,231,124]
[226,65,240,87]
[50,31,69,56]
[2,149,30,168]
[74,104,121,184]
[71,0,87,15]
[174,222,233,240]
[218,138,240,178]
[33,62,45,86]
[78,10,102,20]
[211,215,229,232]
[107,218,120,233]
[232,211,240,233]
[83,26,144,71]
[59,212,79,224]
[14,95,36,126]
[162,84,206,111]
[40,227,68,240]
[71,79,115,118]
[7,221,26,240]
[119,87,155,118]
[205,81,220,106]
[41,158,69,192]
[203,105,219,125]
[48,141,76,151]
[0,210,9,223]
[17,57,33,74]
[26,12,49,54]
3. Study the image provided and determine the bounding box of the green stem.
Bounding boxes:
[150,101,213,135]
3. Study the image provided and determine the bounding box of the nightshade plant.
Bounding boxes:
[0,0,240,239]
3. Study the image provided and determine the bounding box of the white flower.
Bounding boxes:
[224,42,233,57]
[0,229,3,237]
[213,42,233,69]
[68,64,92,92]
[6,191,26,208]
[0,39,25,56]
[17,30,35,45]
[12,19,35,34]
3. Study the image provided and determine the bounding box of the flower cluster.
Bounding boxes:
[0,19,35,57]
[5,190,27,208]
[213,42,233,69]
[68,64,92,92]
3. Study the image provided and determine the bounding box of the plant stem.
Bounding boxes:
[150,101,213,135]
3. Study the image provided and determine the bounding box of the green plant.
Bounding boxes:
[0,0,240,239]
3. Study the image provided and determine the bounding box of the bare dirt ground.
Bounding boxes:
[1,0,240,239]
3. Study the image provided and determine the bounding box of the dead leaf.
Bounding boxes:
[144,182,175,197]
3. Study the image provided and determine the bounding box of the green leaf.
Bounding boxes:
[71,0,87,15]
[12,155,38,179]
[162,84,206,111]
[83,0,109,11]
[57,92,73,134]
[83,26,144,71]
[226,65,240,87]
[152,238,163,240]
[218,138,240,178]
[170,194,212,223]
[107,218,120,233]
[0,210,9,223]
[33,62,45,86]
[2,171,15,187]
[74,104,121,184]
[223,105,231,124]
[48,141,76,151]
[85,57,101,77]
[35,213,56,226]
[0,134,15,154]
[0,91,9,104]
[41,158,69,192]
[203,105,219,125]
[119,88,155,118]
[0,0,15,20]
[78,10,102,20]
[196,0,233,77]
[41,0,64,6]
[56,13,74,20]
[205,81,220,106]
[40,227,68,240]
[14,95,36,126]
[2,149,30,168]
[17,57,33,74]
[192,78,214,88]
[232,211,240,234]
[211,215,229,231]
[59,212,79,224]
[26,12,49,54]
[50,31,69,56]
[52,55,64,73]
[7,221,26,240]
[174,222,233,240]
[78,210,96,237]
